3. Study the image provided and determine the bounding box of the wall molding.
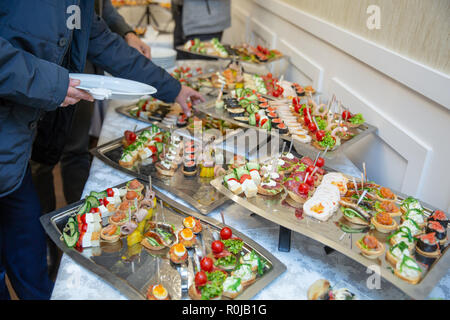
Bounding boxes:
[254,0,450,110]
[248,17,277,48]
[330,77,432,197]
[277,39,324,92]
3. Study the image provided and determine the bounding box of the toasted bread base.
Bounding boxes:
[371,217,398,233]
[385,250,399,267]
[343,214,369,226]
[394,269,421,285]
[356,240,385,259]
[141,238,166,251]
[257,185,282,196]
[222,288,243,299]
[188,285,203,300]
[156,165,176,177]
[182,168,197,176]
[286,190,308,204]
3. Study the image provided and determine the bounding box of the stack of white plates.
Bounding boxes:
[151,47,177,70]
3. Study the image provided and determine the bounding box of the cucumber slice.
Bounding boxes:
[86,196,100,209]
[234,167,249,179]
[89,191,107,200]
[77,201,91,215]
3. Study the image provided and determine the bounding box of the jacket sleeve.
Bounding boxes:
[0,37,69,110]
[87,15,181,103]
[101,0,134,38]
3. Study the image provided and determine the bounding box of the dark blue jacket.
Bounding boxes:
[0,0,181,197]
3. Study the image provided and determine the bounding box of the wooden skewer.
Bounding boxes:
[363,162,367,182]
[220,211,226,225]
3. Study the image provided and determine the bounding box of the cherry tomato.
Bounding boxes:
[267,72,273,78]
[304,116,311,126]
[195,271,207,287]
[306,165,316,175]
[302,107,311,117]
[298,183,309,195]
[220,227,232,240]
[305,175,315,186]
[342,110,353,121]
[103,198,109,206]
[124,130,137,143]
[316,157,325,168]
[308,122,317,132]
[315,130,326,142]
[106,188,114,197]
[200,257,213,272]
[211,240,224,254]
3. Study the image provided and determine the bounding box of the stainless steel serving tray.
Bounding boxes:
[175,45,286,65]
[194,98,378,160]
[40,181,286,300]
[210,173,449,300]
[90,127,233,215]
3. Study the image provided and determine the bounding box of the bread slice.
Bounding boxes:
[394,268,422,285]
[188,284,202,300]
[155,164,176,177]
[371,216,398,233]
[140,237,165,251]
[257,185,282,196]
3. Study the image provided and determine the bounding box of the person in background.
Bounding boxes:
[171,0,231,60]
[30,0,153,278]
[0,0,203,300]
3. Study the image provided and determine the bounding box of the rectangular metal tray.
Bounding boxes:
[210,173,449,300]
[40,181,286,300]
[194,98,378,160]
[175,45,286,65]
[90,126,235,215]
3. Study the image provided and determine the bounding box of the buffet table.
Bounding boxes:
[50,94,450,300]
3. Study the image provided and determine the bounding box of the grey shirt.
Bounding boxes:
[182,0,231,36]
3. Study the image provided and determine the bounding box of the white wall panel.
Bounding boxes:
[229,0,450,210]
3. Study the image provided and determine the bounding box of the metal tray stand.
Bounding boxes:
[40,181,286,300]
[210,172,449,300]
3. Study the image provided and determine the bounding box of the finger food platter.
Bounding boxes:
[194,92,377,160]
[209,153,449,299]
[40,180,286,300]
[90,124,244,214]
[176,39,285,65]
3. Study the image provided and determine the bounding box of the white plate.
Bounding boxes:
[69,73,157,100]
